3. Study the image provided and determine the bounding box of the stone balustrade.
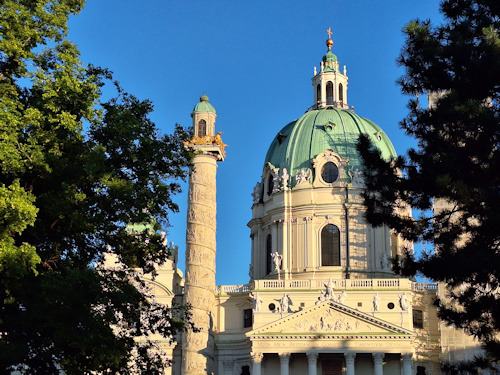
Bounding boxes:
[215,279,438,295]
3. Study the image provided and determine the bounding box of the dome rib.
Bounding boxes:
[263,108,397,182]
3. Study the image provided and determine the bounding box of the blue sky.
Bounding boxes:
[68,1,443,286]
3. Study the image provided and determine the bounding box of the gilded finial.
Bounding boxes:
[326,27,334,50]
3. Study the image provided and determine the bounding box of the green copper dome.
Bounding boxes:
[264,108,396,184]
[192,94,216,114]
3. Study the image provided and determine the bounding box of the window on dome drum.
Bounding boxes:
[326,81,334,105]
[197,119,207,137]
[321,224,340,266]
[316,84,321,104]
[321,162,339,183]
[339,83,344,102]
[413,309,424,329]
[267,174,274,196]
[266,234,273,274]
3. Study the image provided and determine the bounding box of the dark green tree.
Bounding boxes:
[0,1,193,373]
[358,0,500,367]
[358,0,500,368]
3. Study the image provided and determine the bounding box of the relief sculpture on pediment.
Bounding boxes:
[287,308,373,334]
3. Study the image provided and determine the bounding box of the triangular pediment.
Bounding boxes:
[247,301,414,338]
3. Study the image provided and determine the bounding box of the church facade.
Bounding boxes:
[151,34,482,375]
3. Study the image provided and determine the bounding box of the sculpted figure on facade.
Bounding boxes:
[271,167,281,194]
[337,290,347,304]
[324,278,335,300]
[252,182,261,204]
[399,291,409,312]
[281,168,290,190]
[250,292,263,313]
[315,290,327,305]
[279,293,291,314]
[295,168,311,186]
[348,166,365,187]
[380,251,389,270]
[373,293,381,312]
[271,251,283,278]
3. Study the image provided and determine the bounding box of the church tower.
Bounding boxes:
[182,95,226,375]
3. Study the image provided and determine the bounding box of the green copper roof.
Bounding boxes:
[192,94,216,114]
[323,50,338,72]
[264,108,396,184]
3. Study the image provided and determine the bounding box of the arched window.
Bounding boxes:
[326,81,334,105]
[197,119,207,137]
[267,174,274,196]
[316,84,321,104]
[339,83,344,102]
[321,224,340,266]
[266,234,273,274]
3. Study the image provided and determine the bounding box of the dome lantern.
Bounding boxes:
[191,92,217,138]
[312,28,349,109]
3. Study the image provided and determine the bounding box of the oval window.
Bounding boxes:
[321,162,339,183]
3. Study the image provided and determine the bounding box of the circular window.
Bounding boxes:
[267,175,274,196]
[387,302,395,310]
[321,162,339,183]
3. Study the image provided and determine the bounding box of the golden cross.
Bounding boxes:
[326,27,333,39]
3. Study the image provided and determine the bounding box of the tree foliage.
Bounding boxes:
[358,0,500,365]
[0,1,193,373]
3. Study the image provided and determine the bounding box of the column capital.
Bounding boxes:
[402,353,413,362]
[372,352,385,363]
[344,352,356,364]
[251,352,264,363]
[306,351,318,363]
[279,352,291,363]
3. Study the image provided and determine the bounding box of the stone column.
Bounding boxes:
[402,353,413,375]
[345,352,356,375]
[251,352,264,375]
[373,353,384,375]
[306,351,318,375]
[182,153,220,375]
[280,353,291,375]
